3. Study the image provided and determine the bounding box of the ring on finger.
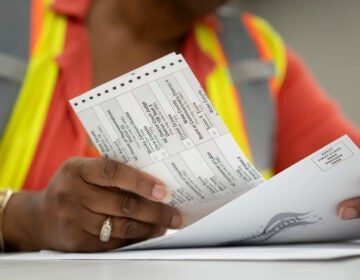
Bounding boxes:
[100,216,112,242]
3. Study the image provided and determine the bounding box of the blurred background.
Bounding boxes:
[228,0,360,126]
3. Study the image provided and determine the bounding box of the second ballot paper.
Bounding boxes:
[122,135,360,250]
[70,53,264,224]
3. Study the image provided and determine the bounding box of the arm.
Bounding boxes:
[275,48,360,172]
[2,157,182,252]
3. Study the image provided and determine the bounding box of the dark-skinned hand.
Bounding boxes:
[3,157,182,252]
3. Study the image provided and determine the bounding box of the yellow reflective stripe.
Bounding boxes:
[249,15,286,93]
[194,23,253,162]
[0,2,66,191]
[193,23,227,66]
[260,168,274,180]
[206,68,254,162]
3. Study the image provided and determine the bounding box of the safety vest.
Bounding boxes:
[192,9,286,179]
[0,2,286,191]
[0,0,67,191]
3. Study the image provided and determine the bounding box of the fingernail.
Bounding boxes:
[152,184,171,202]
[170,213,183,229]
[339,207,358,220]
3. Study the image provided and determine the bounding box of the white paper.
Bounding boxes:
[2,242,360,261]
[69,53,360,254]
[122,135,360,250]
[70,53,263,223]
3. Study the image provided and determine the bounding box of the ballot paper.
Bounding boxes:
[122,135,360,250]
[70,53,360,250]
[70,53,264,223]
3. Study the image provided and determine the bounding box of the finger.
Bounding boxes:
[63,230,128,253]
[80,183,182,229]
[111,217,159,239]
[152,227,168,238]
[338,197,360,220]
[77,157,171,202]
[79,208,159,240]
[81,237,128,252]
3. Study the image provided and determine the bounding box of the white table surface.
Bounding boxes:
[2,258,360,280]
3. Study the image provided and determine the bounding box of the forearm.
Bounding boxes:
[2,191,43,252]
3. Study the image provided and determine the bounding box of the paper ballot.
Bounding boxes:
[70,53,263,223]
[122,135,360,250]
[71,53,360,248]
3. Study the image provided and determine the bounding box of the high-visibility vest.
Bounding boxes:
[0,0,67,191]
[0,3,286,191]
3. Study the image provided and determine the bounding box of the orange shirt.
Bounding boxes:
[22,0,360,190]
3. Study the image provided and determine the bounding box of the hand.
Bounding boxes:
[3,157,182,252]
[338,197,360,220]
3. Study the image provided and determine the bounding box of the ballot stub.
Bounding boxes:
[70,53,264,223]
